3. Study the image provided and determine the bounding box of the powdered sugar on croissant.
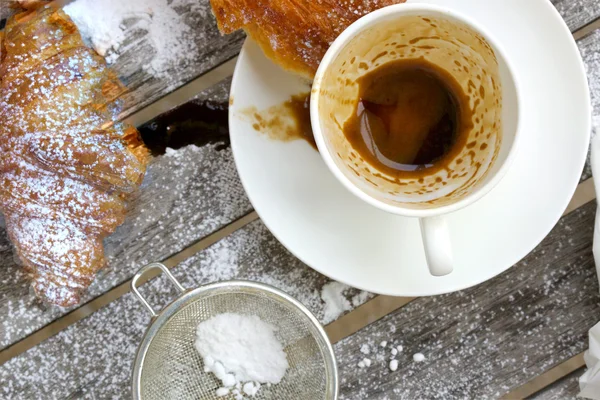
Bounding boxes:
[0,7,148,306]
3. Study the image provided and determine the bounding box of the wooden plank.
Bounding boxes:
[119,8,600,184]
[326,296,415,344]
[116,6,600,183]
[108,0,598,125]
[0,220,372,399]
[530,368,584,399]
[120,4,598,183]
[124,58,238,127]
[0,79,252,350]
[67,0,245,119]
[334,201,599,399]
[1,175,593,370]
[127,15,600,184]
[76,0,600,122]
[551,0,600,32]
[502,353,585,399]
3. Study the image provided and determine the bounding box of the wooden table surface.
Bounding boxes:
[1,0,600,398]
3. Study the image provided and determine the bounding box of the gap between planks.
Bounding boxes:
[574,16,600,41]
[0,178,595,367]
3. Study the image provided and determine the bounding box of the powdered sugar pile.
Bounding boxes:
[64,0,200,76]
[321,281,370,324]
[195,313,289,398]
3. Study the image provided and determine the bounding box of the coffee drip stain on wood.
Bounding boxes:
[343,58,473,179]
[138,94,316,156]
[138,100,230,156]
[245,92,317,150]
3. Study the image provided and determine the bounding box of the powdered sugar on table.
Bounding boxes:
[64,0,200,77]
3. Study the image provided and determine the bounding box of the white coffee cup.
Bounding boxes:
[311,4,521,277]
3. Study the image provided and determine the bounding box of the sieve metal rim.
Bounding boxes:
[130,263,339,400]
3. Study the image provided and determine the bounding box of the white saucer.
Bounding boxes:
[229,0,591,296]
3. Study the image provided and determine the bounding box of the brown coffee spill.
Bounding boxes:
[138,100,230,156]
[246,92,317,150]
[343,58,473,179]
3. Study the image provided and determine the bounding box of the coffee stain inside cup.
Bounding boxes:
[342,57,473,180]
[242,92,317,150]
[314,14,504,208]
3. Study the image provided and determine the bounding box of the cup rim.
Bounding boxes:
[310,3,522,219]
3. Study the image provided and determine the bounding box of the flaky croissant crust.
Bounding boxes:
[210,0,407,79]
[0,6,148,306]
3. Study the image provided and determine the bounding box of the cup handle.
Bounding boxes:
[419,217,453,276]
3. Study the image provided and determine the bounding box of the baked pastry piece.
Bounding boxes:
[0,6,148,306]
[210,0,406,78]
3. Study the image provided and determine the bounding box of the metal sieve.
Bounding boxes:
[130,263,338,400]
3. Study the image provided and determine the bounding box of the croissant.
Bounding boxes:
[210,0,406,79]
[0,6,148,306]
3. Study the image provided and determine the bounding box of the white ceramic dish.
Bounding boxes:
[229,0,591,296]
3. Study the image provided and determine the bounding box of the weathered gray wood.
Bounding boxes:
[76,0,245,119]
[530,369,583,400]
[334,202,599,399]
[0,220,370,399]
[551,0,600,32]
[0,79,251,350]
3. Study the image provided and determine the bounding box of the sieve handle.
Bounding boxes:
[131,262,186,317]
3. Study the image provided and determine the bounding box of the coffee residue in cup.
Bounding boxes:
[244,92,317,150]
[343,58,473,179]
